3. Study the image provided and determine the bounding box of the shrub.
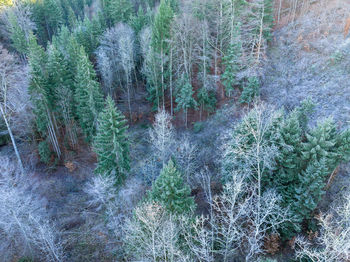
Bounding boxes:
[38,140,52,164]
[193,122,204,133]
[240,76,259,104]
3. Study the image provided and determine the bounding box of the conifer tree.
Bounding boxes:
[151,0,174,109]
[67,6,77,28]
[94,96,130,185]
[239,76,259,104]
[301,118,339,172]
[271,111,302,195]
[197,88,216,121]
[262,0,274,41]
[294,158,328,221]
[31,0,64,43]
[222,0,245,50]
[165,0,178,13]
[175,78,198,127]
[28,33,61,158]
[28,33,49,135]
[75,46,104,142]
[224,101,350,239]
[337,129,350,162]
[140,27,162,111]
[151,159,195,214]
[74,15,106,57]
[7,10,28,57]
[222,26,242,97]
[47,44,77,147]
[102,0,133,25]
[130,5,153,34]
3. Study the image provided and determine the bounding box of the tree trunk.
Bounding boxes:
[127,73,132,120]
[161,46,165,111]
[0,104,24,174]
[170,47,173,116]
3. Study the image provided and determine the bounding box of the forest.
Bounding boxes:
[0,0,350,261]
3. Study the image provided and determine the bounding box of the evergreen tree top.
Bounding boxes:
[151,0,174,51]
[151,159,195,214]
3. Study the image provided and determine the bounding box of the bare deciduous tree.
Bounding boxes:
[295,191,350,262]
[96,23,136,117]
[149,109,175,167]
[124,201,189,262]
[213,174,247,262]
[140,26,162,109]
[175,133,198,185]
[172,11,201,82]
[180,214,215,262]
[213,173,291,262]
[0,157,64,262]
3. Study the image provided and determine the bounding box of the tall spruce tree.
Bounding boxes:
[151,0,174,109]
[74,46,104,142]
[150,159,195,214]
[94,96,130,185]
[222,25,242,97]
[7,10,28,57]
[28,33,61,158]
[175,78,198,127]
[47,44,77,147]
[28,33,49,135]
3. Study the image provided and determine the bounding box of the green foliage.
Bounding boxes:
[262,0,274,41]
[94,96,130,185]
[30,0,64,44]
[295,158,328,219]
[74,46,104,142]
[240,76,259,104]
[101,0,133,25]
[197,88,217,116]
[73,14,106,57]
[152,0,173,53]
[175,77,198,126]
[249,0,274,42]
[224,100,350,238]
[18,257,34,262]
[301,118,339,171]
[165,0,179,13]
[193,122,205,134]
[38,140,52,164]
[338,129,350,161]
[27,33,50,135]
[258,258,277,262]
[7,11,28,56]
[222,27,242,97]
[147,0,174,109]
[47,44,74,106]
[130,5,153,34]
[294,98,315,132]
[150,159,195,214]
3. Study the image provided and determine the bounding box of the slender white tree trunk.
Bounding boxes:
[0,104,24,173]
[170,47,173,116]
